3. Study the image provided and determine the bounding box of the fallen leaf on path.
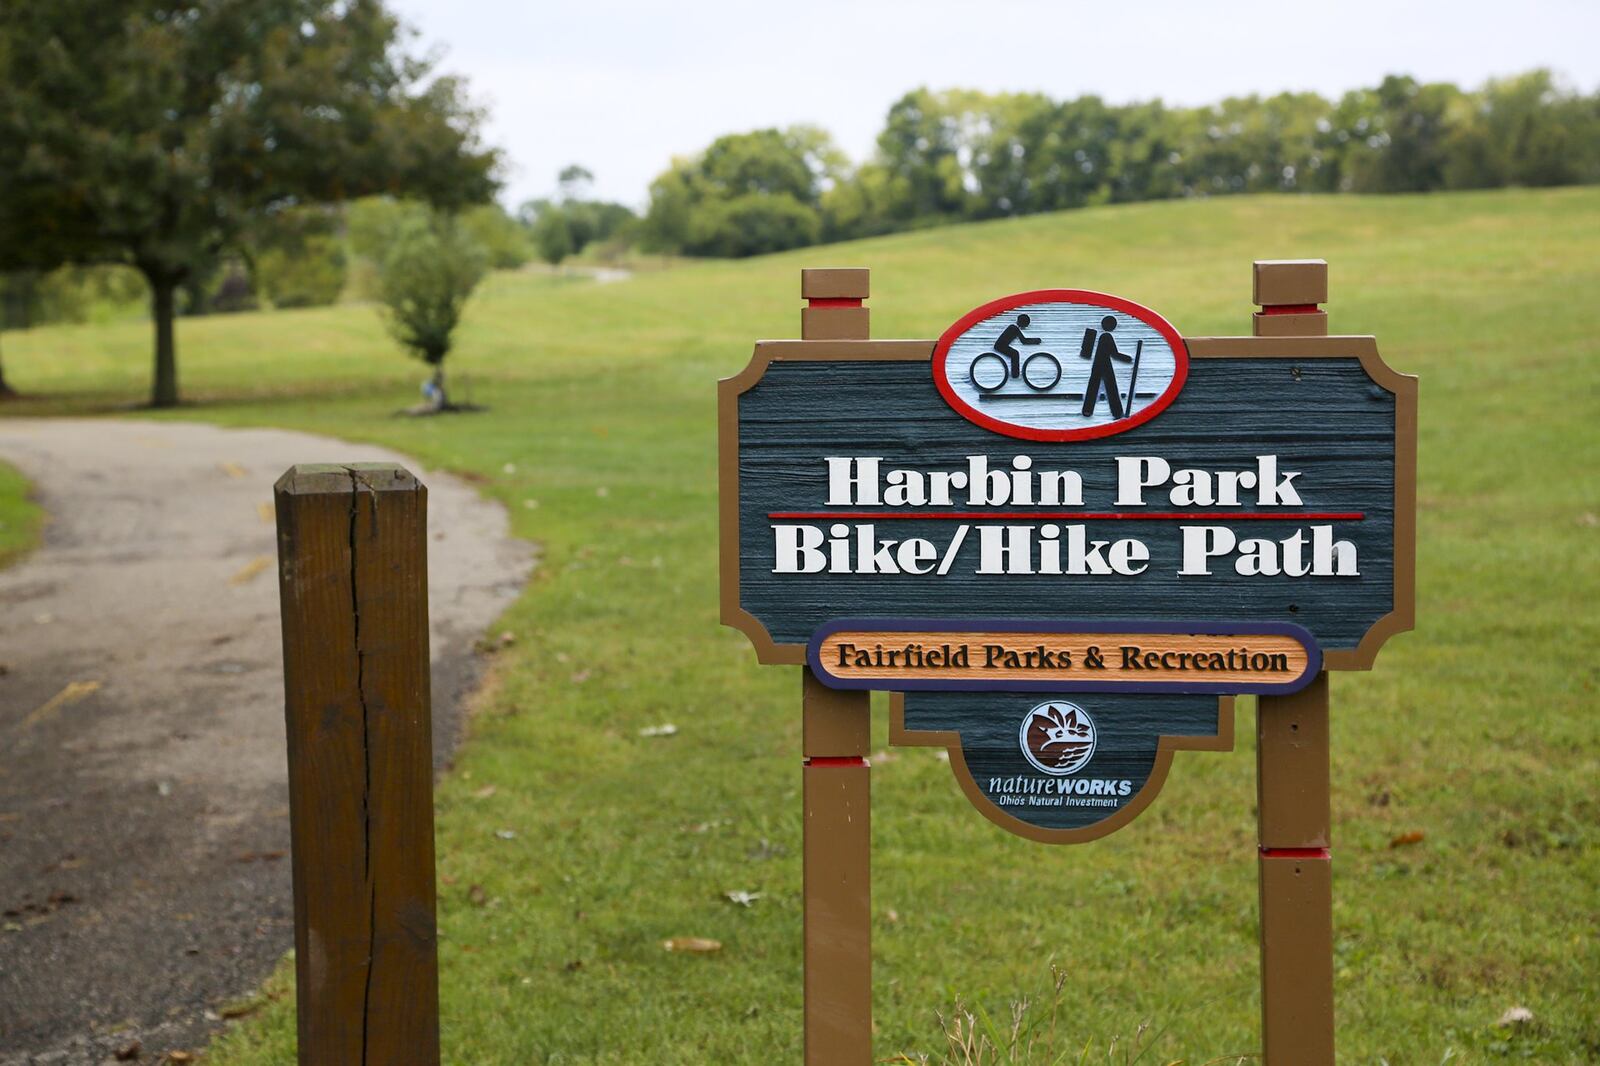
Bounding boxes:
[218,461,246,478]
[219,993,270,1019]
[662,937,722,954]
[257,501,274,524]
[165,1051,195,1064]
[1389,830,1425,848]
[235,850,285,863]
[228,555,273,586]
[723,890,762,907]
[20,680,102,730]
[639,723,677,737]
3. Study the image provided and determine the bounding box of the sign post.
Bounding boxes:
[720,263,1415,1063]
[798,269,873,1065]
[1252,259,1339,1065]
[274,464,441,1066]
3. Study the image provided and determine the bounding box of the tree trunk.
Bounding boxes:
[149,273,179,407]
[430,365,448,410]
[0,335,14,399]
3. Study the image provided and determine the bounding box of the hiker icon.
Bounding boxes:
[1078,315,1144,420]
[968,314,1062,393]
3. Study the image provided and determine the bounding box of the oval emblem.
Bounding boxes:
[932,289,1187,441]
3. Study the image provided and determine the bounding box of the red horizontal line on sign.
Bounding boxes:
[806,297,863,308]
[767,511,1366,521]
[1260,846,1331,859]
[806,756,868,768]
[1261,303,1321,314]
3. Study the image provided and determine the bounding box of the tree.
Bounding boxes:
[528,205,575,265]
[640,127,843,257]
[252,206,347,308]
[520,167,637,265]
[0,0,498,407]
[376,210,487,410]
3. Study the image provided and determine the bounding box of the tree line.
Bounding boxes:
[639,70,1600,257]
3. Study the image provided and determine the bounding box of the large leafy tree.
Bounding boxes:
[0,0,498,407]
[640,126,844,257]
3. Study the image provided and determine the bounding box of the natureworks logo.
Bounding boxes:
[1019,701,1097,775]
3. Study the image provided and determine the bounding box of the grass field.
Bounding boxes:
[0,458,42,570]
[2,188,1597,1063]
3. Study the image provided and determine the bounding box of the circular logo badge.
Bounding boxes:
[1019,701,1097,776]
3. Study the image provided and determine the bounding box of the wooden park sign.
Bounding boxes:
[719,263,1416,1064]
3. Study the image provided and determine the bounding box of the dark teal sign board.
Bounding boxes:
[719,291,1417,841]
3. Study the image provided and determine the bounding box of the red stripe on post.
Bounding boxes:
[807,297,863,309]
[1261,304,1320,315]
[807,755,868,767]
[1260,846,1331,859]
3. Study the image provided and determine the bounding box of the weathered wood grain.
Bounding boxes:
[275,463,439,1066]
[738,357,1398,652]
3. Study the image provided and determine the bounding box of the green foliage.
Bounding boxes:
[0,0,499,405]
[376,209,487,369]
[641,127,842,256]
[518,167,637,265]
[647,71,1600,257]
[255,238,346,310]
[686,192,820,258]
[529,207,574,266]
[460,204,533,270]
[252,207,347,309]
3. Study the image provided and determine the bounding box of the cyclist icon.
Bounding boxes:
[969,314,1062,393]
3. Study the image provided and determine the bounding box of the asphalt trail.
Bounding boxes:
[0,420,533,1064]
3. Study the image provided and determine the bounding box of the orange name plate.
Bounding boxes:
[808,619,1320,694]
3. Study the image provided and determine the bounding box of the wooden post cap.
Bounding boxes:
[801,268,869,301]
[1253,260,1328,307]
[274,462,420,496]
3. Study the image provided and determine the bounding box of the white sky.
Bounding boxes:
[388,0,1600,210]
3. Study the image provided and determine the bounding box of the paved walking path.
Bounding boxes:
[0,420,534,1064]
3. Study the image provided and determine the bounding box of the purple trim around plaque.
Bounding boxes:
[806,618,1322,695]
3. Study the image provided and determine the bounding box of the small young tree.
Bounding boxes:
[376,212,488,410]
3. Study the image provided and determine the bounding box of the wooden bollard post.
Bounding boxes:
[799,268,873,1065]
[275,463,440,1065]
[1252,260,1335,1065]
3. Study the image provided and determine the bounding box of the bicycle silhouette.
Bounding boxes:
[968,313,1062,393]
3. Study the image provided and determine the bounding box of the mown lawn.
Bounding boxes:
[2,188,1597,1063]
[0,458,42,570]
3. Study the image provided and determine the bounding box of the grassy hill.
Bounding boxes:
[3,187,1597,1062]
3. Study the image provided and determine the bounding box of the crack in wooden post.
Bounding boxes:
[276,463,440,1066]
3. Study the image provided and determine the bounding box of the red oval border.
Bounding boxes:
[931,289,1189,442]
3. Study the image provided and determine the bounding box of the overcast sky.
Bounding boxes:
[388,0,1600,210]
